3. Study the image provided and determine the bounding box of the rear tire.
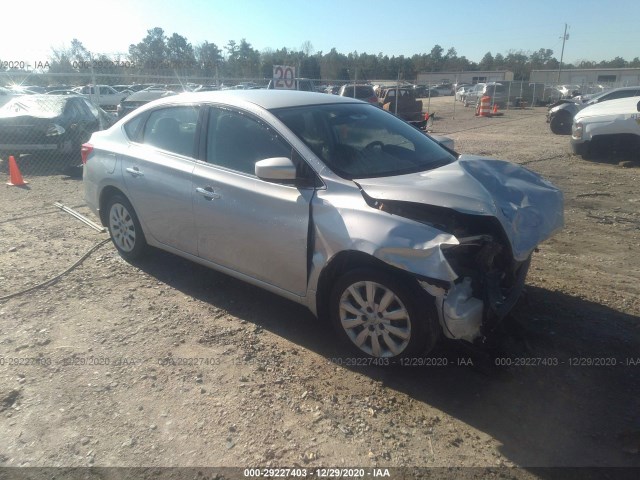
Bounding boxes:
[329,268,439,359]
[105,194,147,260]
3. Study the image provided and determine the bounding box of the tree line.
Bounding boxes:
[13,27,640,85]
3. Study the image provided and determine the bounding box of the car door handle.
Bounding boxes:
[196,186,221,200]
[125,167,144,177]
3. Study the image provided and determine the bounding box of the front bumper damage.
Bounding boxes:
[355,156,564,343]
[420,253,531,343]
[417,232,531,343]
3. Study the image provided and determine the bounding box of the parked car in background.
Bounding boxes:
[0,94,114,162]
[44,85,74,93]
[117,89,176,118]
[462,84,484,106]
[45,90,79,96]
[194,85,220,92]
[463,83,507,108]
[548,86,640,134]
[433,83,454,96]
[163,84,194,93]
[377,87,423,121]
[83,89,563,359]
[7,85,46,94]
[267,78,316,92]
[74,85,130,110]
[0,86,19,108]
[557,84,582,98]
[338,84,379,105]
[572,96,640,158]
[411,85,439,98]
[455,85,473,102]
[543,86,563,104]
[112,85,135,93]
[128,84,158,92]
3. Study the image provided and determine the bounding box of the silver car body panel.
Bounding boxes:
[355,156,564,262]
[84,90,564,343]
[192,161,312,296]
[121,145,198,255]
[304,178,461,302]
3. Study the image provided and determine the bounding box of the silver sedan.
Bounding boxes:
[83,90,563,359]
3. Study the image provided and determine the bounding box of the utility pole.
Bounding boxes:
[557,23,569,84]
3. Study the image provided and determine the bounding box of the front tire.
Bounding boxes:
[550,111,572,135]
[330,268,439,359]
[105,194,147,260]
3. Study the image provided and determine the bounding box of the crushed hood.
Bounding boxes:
[355,156,564,261]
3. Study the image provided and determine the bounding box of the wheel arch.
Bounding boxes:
[98,185,129,226]
[315,250,424,322]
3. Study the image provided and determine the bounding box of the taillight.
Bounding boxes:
[81,143,94,165]
[368,96,379,104]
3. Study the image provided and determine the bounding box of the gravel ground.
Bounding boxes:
[0,96,639,477]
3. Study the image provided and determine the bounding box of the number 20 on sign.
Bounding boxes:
[273,65,296,89]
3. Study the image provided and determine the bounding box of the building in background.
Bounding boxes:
[417,70,514,86]
[531,68,640,87]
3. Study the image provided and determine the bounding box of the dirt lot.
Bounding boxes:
[1,96,639,477]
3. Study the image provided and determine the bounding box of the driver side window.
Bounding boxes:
[206,108,292,175]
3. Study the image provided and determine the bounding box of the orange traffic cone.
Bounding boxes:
[492,104,498,115]
[6,155,28,186]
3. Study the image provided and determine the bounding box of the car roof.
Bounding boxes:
[137,90,361,111]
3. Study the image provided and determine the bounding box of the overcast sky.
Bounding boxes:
[1,0,638,66]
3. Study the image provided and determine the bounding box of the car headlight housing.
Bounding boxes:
[572,122,583,140]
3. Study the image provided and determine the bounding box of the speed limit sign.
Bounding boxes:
[273,65,296,89]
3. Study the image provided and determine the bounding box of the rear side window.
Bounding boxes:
[124,115,145,141]
[141,106,199,157]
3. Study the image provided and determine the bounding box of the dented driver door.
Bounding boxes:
[192,107,311,297]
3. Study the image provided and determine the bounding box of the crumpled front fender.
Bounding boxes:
[310,187,461,286]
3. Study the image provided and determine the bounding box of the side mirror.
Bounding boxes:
[255,157,297,182]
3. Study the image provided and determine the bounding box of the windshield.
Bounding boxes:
[272,103,456,179]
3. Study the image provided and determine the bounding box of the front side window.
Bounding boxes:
[206,108,292,175]
[142,106,199,157]
[273,103,456,180]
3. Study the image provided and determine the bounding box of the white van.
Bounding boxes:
[571,96,640,158]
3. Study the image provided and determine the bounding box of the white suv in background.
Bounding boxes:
[74,85,130,110]
[571,96,640,158]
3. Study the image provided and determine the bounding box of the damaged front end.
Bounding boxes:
[355,157,564,343]
[368,198,531,342]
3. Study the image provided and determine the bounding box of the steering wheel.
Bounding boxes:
[364,140,384,151]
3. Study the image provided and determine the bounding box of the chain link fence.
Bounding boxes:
[0,72,429,177]
[2,70,636,178]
